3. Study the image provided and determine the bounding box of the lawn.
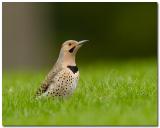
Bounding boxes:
[2,58,157,126]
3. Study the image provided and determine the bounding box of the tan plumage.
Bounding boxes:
[35,40,88,98]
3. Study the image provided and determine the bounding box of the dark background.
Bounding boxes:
[2,2,157,69]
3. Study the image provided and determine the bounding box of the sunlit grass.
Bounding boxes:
[3,58,157,126]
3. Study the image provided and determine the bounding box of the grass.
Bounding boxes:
[2,58,157,126]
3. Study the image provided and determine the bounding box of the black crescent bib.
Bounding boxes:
[67,65,78,74]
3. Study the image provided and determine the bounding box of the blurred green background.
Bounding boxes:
[2,2,158,126]
[3,2,157,70]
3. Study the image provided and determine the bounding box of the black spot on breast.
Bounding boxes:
[67,65,78,74]
[69,46,76,53]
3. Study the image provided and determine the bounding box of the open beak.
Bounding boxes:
[78,40,89,46]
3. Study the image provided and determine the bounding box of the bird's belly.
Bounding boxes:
[49,69,79,97]
[66,77,78,93]
[62,75,79,96]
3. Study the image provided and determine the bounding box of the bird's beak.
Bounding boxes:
[78,40,89,46]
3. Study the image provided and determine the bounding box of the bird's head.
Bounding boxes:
[57,40,88,66]
[61,40,88,55]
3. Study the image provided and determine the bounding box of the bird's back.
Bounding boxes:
[35,62,62,97]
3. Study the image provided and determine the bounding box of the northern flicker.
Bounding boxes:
[35,40,88,98]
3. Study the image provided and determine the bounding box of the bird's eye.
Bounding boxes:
[68,43,71,46]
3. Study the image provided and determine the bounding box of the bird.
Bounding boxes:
[35,40,88,98]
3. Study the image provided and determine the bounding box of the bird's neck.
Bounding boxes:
[57,51,76,67]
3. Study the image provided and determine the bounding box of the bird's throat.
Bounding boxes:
[57,51,76,67]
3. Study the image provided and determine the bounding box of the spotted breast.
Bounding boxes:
[45,67,79,97]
